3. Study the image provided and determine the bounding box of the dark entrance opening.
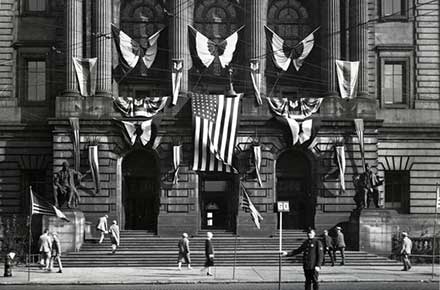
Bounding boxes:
[122,149,160,231]
[276,150,314,230]
[199,174,238,231]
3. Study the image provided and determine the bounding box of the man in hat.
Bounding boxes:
[400,232,412,271]
[333,226,346,266]
[282,228,323,290]
[49,232,63,273]
[322,230,335,266]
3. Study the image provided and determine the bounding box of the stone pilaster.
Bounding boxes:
[171,0,194,95]
[350,0,368,97]
[95,0,112,97]
[63,0,82,97]
[321,0,340,97]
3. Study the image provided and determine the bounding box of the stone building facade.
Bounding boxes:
[0,0,439,252]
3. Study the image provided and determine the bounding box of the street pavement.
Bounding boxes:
[0,265,438,285]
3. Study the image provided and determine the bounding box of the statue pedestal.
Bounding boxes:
[42,209,85,252]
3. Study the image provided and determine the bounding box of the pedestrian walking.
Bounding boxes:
[109,220,120,254]
[333,226,346,265]
[49,232,63,273]
[38,229,52,270]
[282,228,323,290]
[96,214,108,244]
[400,231,412,271]
[322,229,335,266]
[177,232,192,270]
[201,232,214,276]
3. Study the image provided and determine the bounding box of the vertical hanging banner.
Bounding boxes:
[336,60,360,99]
[253,145,263,187]
[69,117,80,171]
[354,118,365,170]
[88,145,100,194]
[250,59,262,105]
[171,59,183,105]
[173,145,182,184]
[73,57,97,97]
[336,145,346,192]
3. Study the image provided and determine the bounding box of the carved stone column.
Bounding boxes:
[247,0,268,98]
[321,0,340,97]
[171,0,194,95]
[63,0,82,97]
[350,0,368,97]
[95,0,112,97]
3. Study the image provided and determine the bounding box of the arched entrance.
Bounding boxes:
[122,149,160,231]
[276,150,314,229]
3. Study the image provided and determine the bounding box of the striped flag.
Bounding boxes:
[436,183,440,210]
[336,145,346,192]
[30,187,70,222]
[69,117,80,171]
[336,60,360,99]
[173,145,181,184]
[73,57,97,97]
[88,145,100,194]
[171,59,183,105]
[241,184,263,229]
[191,93,242,172]
[250,59,262,105]
[122,120,152,146]
[292,32,315,71]
[253,145,263,187]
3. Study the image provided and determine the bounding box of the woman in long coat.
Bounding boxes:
[109,220,120,254]
[201,232,214,276]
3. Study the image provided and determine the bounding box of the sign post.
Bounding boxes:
[277,201,290,290]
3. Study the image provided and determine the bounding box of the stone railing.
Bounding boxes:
[391,235,440,263]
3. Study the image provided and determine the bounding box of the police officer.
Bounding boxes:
[282,228,323,290]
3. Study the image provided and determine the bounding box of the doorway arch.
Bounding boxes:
[276,149,314,229]
[122,149,160,231]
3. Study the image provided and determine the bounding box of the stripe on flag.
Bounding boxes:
[241,184,263,229]
[30,187,70,222]
[265,25,292,71]
[88,145,100,194]
[191,93,242,172]
[173,145,181,184]
[354,119,365,167]
[250,59,262,105]
[336,145,346,192]
[336,60,360,99]
[293,31,315,71]
[172,59,183,105]
[253,145,263,187]
[111,24,141,78]
[73,57,97,97]
[69,117,80,171]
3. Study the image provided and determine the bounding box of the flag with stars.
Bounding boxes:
[191,93,242,172]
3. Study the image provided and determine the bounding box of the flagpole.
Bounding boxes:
[28,186,33,282]
[432,183,438,279]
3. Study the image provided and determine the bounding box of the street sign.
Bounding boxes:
[277,201,290,212]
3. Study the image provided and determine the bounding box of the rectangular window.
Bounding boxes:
[26,60,46,102]
[380,0,407,20]
[385,171,410,213]
[383,62,405,105]
[26,0,47,12]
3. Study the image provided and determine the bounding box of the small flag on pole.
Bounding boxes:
[30,187,70,222]
[241,184,263,229]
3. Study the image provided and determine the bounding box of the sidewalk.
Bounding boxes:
[0,265,439,285]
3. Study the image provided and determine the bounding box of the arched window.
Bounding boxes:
[193,0,244,90]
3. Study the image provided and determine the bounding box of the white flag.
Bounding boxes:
[336,60,360,99]
[336,145,346,192]
[436,184,440,210]
[73,57,97,97]
[171,59,183,105]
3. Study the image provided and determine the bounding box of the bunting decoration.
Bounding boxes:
[122,120,152,146]
[30,187,70,222]
[253,145,263,187]
[113,96,168,118]
[307,137,321,157]
[173,145,182,184]
[69,117,80,171]
[171,59,183,105]
[241,184,263,229]
[88,145,100,194]
[336,60,360,99]
[354,119,365,169]
[192,93,242,173]
[265,26,317,71]
[335,145,346,192]
[189,25,244,70]
[73,57,97,97]
[111,24,164,80]
[250,59,262,105]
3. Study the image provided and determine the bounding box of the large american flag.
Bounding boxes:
[30,187,70,222]
[192,93,241,172]
[241,183,263,229]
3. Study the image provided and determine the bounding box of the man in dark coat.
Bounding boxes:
[322,230,335,266]
[333,226,346,265]
[282,228,323,290]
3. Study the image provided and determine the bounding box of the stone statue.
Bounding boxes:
[353,173,368,210]
[53,161,88,209]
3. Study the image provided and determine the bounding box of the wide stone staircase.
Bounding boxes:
[62,230,399,267]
